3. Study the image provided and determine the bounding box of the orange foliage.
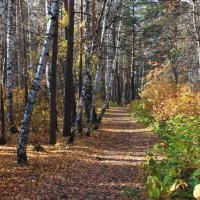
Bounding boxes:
[141,66,200,123]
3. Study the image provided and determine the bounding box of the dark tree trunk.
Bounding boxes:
[63,0,75,136]
[84,0,92,135]
[50,7,59,144]
[71,85,76,124]
[85,72,92,123]
[64,0,68,12]
[19,0,29,105]
[0,85,6,144]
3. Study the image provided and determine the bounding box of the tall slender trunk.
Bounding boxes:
[105,31,112,108]
[0,0,6,144]
[28,0,33,70]
[16,0,23,88]
[6,0,17,133]
[17,1,59,165]
[86,0,112,135]
[68,0,107,143]
[63,0,75,136]
[131,28,135,100]
[20,0,29,105]
[98,6,123,123]
[0,85,6,144]
[45,1,52,97]
[84,0,92,128]
[116,61,121,105]
[78,0,83,134]
[50,3,59,144]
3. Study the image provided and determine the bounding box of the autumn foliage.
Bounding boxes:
[130,65,200,199]
[139,66,200,123]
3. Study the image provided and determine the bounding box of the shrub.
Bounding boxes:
[130,66,200,199]
[146,115,200,199]
[129,99,153,126]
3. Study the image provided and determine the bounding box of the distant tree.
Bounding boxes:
[68,0,108,144]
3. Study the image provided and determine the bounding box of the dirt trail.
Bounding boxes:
[0,107,157,200]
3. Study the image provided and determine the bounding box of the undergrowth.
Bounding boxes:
[129,66,200,200]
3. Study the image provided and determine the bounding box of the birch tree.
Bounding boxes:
[6,0,17,133]
[98,1,124,123]
[45,0,52,16]
[86,0,112,135]
[17,0,59,165]
[84,0,93,129]
[49,0,59,144]
[68,0,108,144]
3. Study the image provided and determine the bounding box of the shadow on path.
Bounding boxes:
[0,107,158,200]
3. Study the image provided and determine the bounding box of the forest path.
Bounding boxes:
[0,107,157,200]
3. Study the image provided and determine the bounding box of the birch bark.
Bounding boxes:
[86,0,112,135]
[6,0,17,133]
[49,6,59,144]
[84,0,92,127]
[45,0,52,16]
[17,1,59,165]
[98,3,123,123]
[68,0,108,143]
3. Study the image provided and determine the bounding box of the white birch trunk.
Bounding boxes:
[98,6,123,122]
[84,0,93,125]
[6,0,15,130]
[68,0,108,143]
[17,0,59,165]
[106,19,122,106]
[46,61,51,97]
[105,31,112,106]
[45,0,51,16]
[86,0,112,134]
[46,1,51,97]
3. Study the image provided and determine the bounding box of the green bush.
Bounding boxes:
[145,115,200,199]
[129,100,153,126]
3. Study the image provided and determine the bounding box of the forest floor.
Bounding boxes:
[0,107,158,200]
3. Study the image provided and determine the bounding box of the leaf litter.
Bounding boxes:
[0,107,158,200]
